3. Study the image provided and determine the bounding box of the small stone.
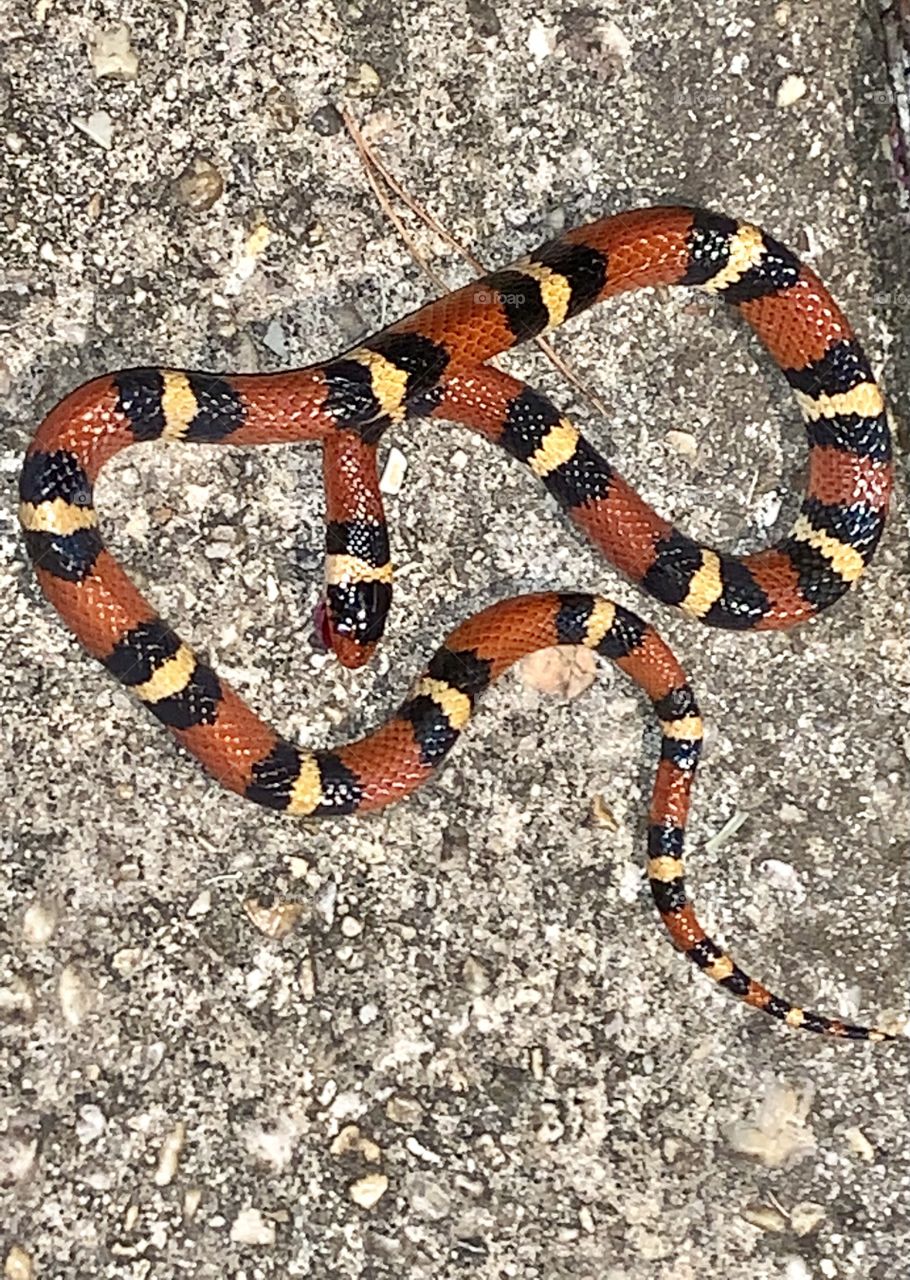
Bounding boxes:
[73,111,114,150]
[243,898,305,939]
[76,1104,106,1144]
[22,900,57,945]
[330,1125,381,1163]
[187,889,212,917]
[4,1246,34,1280]
[340,915,363,938]
[262,319,288,359]
[87,191,103,221]
[349,1172,388,1209]
[724,1081,816,1168]
[310,104,344,136]
[154,1122,186,1187]
[460,956,490,995]
[527,17,556,61]
[58,964,95,1025]
[174,156,225,212]
[755,488,783,528]
[379,447,408,495]
[346,63,381,97]
[298,955,316,1000]
[358,1002,378,1025]
[777,74,806,108]
[183,1187,203,1220]
[589,794,619,830]
[385,1095,423,1126]
[89,22,139,80]
[664,429,697,461]
[843,1126,875,1161]
[230,1208,275,1246]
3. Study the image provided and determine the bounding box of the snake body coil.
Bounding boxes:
[19,206,894,1039]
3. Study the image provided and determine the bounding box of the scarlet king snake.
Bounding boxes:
[19,206,896,1040]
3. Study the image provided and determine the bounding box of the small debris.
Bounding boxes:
[310,104,344,136]
[755,488,783,529]
[187,889,211,917]
[340,915,363,938]
[460,955,491,995]
[154,1122,186,1187]
[265,86,299,132]
[665,429,698,461]
[174,156,224,212]
[243,898,305,939]
[298,955,316,1000]
[777,74,807,108]
[407,1173,451,1220]
[89,22,139,80]
[590,794,619,830]
[262,318,288,359]
[725,1081,816,1168]
[73,111,114,150]
[518,646,596,699]
[843,1126,875,1162]
[4,1246,34,1280]
[58,964,95,1025]
[330,1125,381,1163]
[385,1095,423,1126]
[379,447,408,495]
[703,810,748,855]
[76,1104,106,1145]
[230,1207,275,1246]
[183,1187,203,1220]
[528,17,556,61]
[346,63,382,96]
[349,1172,389,1209]
[22,899,57,945]
[790,1201,826,1236]
[742,1202,789,1233]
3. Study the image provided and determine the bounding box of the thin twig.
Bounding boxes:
[341,108,613,423]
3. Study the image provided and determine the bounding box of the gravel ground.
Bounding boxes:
[2,2,909,1278]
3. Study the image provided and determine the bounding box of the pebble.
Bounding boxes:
[298,955,316,1000]
[777,74,807,108]
[460,955,491,995]
[183,1187,203,1221]
[58,964,95,1025]
[379,447,408,495]
[22,899,57,945]
[265,86,299,132]
[76,1104,106,1144]
[89,22,139,80]
[187,888,212,917]
[4,1247,34,1280]
[154,1122,186,1186]
[243,898,306,939]
[174,156,225,212]
[385,1095,424,1126]
[664,429,698,461]
[741,1202,788,1232]
[229,1208,275,1246]
[518,646,596,698]
[340,915,363,938]
[73,111,114,150]
[309,104,344,137]
[790,1201,826,1235]
[348,1172,389,1209]
[527,18,556,61]
[329,1125,381,1162]
[843,1126,875,1161]
[346,63,381,97]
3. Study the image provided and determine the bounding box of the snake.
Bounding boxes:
[18,205,895,1040]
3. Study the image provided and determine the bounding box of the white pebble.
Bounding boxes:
[664,429,697,461]
[777,74,807,108]
[340,915,363,938]
[22,900,57,945]
[89,22,139,80]
[4,1246,34,1280]
[527,18,556,60]
[58,964,94,1025]
[379,447,408,495]
[187,889,212,917]
[229,1208,275,1246]
[154,1122,186,1186]
[349,1173,388,1209]
[72,111,114,150]
[76,1104,106,1144]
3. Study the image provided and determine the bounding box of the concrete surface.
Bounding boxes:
[1,1,909,1277]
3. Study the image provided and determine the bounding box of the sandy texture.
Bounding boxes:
[2,1,909,1277]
